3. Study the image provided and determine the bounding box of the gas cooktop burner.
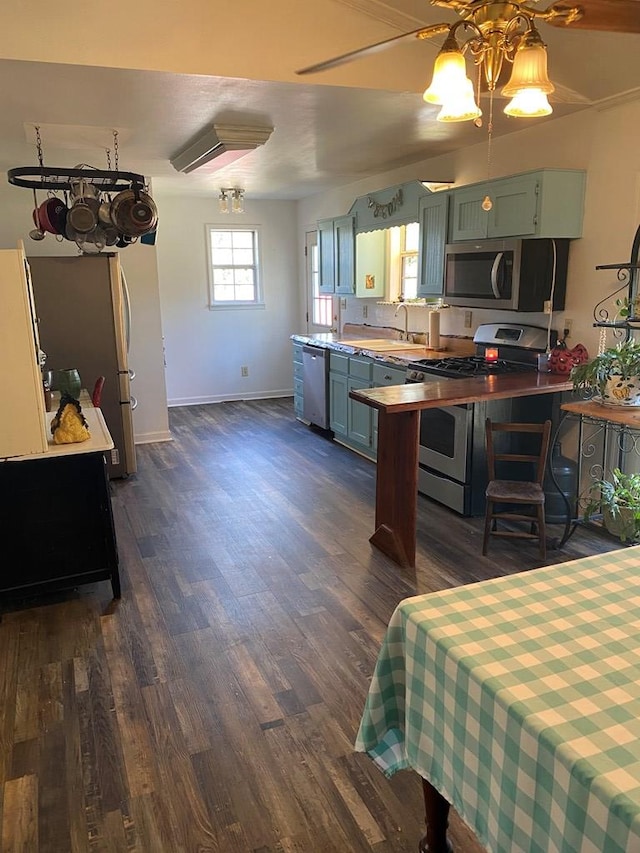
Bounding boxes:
[412,356,538,378]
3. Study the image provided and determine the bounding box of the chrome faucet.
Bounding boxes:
[394,303,410,341]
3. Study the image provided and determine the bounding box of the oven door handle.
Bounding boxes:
[490,252,504,299]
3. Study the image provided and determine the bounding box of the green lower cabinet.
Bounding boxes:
[371,363,406,451]
[329,371,348,436]
[293,377,304,419]
[347,377,373,451]
[292,343,305,420]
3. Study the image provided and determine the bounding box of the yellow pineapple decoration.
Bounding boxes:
[50,393,91,444]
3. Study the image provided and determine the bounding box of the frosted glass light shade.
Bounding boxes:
[502,30,554,96]
[437,78,482,122]
[423,47,468,105]
[504,88,552,117]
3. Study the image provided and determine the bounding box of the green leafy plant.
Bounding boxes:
[584,468,640,542]
[571,338,640,399]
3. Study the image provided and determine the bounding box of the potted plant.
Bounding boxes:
[571,338,640,406]
[583,468,640,542]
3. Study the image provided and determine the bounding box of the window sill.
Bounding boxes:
[208,302,266,311]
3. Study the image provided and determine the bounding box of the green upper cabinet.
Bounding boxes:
[318,218,335,294]
[317,215,355,294]
[417,192,450,297]
[334,215,356,295]
[449,169,586,242]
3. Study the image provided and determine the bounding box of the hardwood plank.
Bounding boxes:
[1,774,37,852]
[140,682,217,851]
[100,616,157,798]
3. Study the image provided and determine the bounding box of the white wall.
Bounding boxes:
[0,180,170,445]
[153,193,300,406]
[298,100,640,358]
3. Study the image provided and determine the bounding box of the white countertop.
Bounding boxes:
[8,405,114,462]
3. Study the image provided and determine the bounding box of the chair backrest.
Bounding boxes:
[92,376,106,408]
[485,419,552,485]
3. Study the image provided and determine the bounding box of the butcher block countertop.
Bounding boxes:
[350,371,573,413]
[291,330,476,363]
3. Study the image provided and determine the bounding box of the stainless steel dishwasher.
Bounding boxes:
[302,345,329,428]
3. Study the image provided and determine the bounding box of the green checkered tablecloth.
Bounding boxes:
[355,547,640,853]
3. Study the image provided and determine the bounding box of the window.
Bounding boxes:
[207,226,262,308]
[310,240,332,327]
[387,222,419,301]
[399,222,419,299]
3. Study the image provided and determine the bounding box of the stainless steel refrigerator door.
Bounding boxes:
[29,254,136,478]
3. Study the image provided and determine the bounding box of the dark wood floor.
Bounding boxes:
[0,398,621,852]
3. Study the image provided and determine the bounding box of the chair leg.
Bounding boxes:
[482,501,493,556]
[537,504,547,560]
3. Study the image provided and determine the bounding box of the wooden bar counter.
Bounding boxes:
[350,372,573,568]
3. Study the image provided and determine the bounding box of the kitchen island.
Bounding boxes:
[0,403,121,600]
[350,372,573,569]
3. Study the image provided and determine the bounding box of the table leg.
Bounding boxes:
[369,408,419,568]
[419,778,452,853]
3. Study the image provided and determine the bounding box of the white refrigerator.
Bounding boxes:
[29,253,136,478]
[0,245,49,458]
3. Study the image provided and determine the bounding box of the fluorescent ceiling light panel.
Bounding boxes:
[170,124,274,174]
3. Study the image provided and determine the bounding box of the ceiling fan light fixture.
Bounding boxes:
[501,27,555,97]
[504,88,553,117]
[437,77,482,122]
[423,36,468,105]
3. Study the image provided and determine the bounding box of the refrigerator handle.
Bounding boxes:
[121,269,131,354]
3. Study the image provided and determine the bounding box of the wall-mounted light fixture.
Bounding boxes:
[171,124,273,174]
[219,188,245,214]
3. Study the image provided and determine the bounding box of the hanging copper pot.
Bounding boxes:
[110,189,158,237]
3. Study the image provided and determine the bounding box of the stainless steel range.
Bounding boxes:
[405,323,560,516]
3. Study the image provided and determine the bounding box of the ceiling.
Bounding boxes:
[1,0,639,202]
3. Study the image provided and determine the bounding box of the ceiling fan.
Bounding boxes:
[296,0,640,120]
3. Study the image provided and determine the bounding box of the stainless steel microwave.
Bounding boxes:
[443,238,569,312]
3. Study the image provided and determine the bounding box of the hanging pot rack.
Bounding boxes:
[7,165,146,193]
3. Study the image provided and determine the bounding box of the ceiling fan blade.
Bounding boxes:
[544,0,640,33]
[295,23,451,76]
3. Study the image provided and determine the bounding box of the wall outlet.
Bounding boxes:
[563,318,573,338]
[543,300,553,314]
[241,365,249,377]
[111,448,120,465]
[362,305,368,319]
[464,310,473,329]
[339,298,347,309]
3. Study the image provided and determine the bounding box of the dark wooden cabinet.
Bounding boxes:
[0,451,120,600]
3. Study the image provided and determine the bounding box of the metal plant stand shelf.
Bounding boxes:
[552,400,640,547]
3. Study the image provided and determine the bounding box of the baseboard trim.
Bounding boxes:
[134,431,173,444]
[167,391,294,408]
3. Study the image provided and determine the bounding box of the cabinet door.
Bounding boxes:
[372,365,406,450]
[334,215,355,295]
[450,185,489,241]
[417,193,450,296]
[488,175,539,238]
[347,377,372,447]
[329,371,348,435]
[318,218,335,293]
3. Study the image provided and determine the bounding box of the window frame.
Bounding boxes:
[205,224,265,310]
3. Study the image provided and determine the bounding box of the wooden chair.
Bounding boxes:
[483,419,552,559]
[92,376,106,408]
